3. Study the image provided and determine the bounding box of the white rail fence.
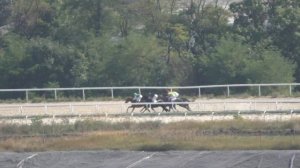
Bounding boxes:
[0,83,300,102]
[1,100,300,118]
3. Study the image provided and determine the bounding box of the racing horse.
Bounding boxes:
[173,97,192,111]
[125,97,150,113]
[158,95,192,112]
[125,95,169,113]
[145,94,170,112]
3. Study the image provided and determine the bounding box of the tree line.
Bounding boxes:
[0,0,299,89]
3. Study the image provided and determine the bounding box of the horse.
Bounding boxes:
[125,97,150,113]
[145,94,169,112]
[173,97,192,111]
[158,95,192,112]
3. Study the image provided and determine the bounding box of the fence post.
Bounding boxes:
[82,89,86,100]
[54,90,57,100]
[44,105,48,115]
[138,88,141,95]
[69,104,74,113]
[95,104,99,113]
[227,86,230,97]
[289,85,292,96]
[111,89,114,99]
[25,90,29,102]
[198,87,201,97]
[258,85,261,97]
[20,106,23,116]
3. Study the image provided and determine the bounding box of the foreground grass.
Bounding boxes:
[2,131,300,152]
[1,119,300,152]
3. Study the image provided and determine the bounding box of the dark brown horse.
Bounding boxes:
[125,96,170,113]
[158,96,192,112]
[144,93,171,112]
[174,97,192,111]
[125,97,150,113]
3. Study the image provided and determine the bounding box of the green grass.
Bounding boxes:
[1,119,300,152]
[2,131,300,152]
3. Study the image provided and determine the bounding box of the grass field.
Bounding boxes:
[1,119,300,152]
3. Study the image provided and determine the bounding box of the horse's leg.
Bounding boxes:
[167,105,172,112]
[141,104,150,113]
[141,106,149,113]
[145,104,151,113]
[165,105,170,112]
[148,104,152,113]
[166,104,171,112]
[180,104,192,111]
[185,104,192,111]
[161,106,165,112]
[170,103,175,112]
[173,104,178,112]
[147,108,151,112]
[140,106,145,113]
[152,106,156,112]
[131,107,135,113]
[127,106,132,113]
[161,105,168,112]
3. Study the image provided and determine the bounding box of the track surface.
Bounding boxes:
[2,98,300,117]
[1,150,300,168]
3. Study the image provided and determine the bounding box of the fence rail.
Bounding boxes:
[0,83,300,101]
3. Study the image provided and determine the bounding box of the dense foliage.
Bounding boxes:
[0,0,298,88]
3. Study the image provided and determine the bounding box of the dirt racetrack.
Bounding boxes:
[1,98,300,116]
[2,150,300,168]
[0,98,300,124]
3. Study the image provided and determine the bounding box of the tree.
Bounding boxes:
[230,0,269,44]
[196,36,295,85]
[268,0,300,81]
[11,0,55,38]
[243,49,296,84]
[100,34,170,86]
[60,0,119,37]
[229,0,300,82]
[0,36,88,88]
[0,34,28,88]
[186,1,231,56]
[21,38,88,87]
[196,36,250,84]
[0,0,12,26]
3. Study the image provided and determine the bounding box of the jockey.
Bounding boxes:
[168,89,179,102]
[133,93,143,102]
[152,94,158,103]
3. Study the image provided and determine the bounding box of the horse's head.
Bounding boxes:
[125,97,133,103]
